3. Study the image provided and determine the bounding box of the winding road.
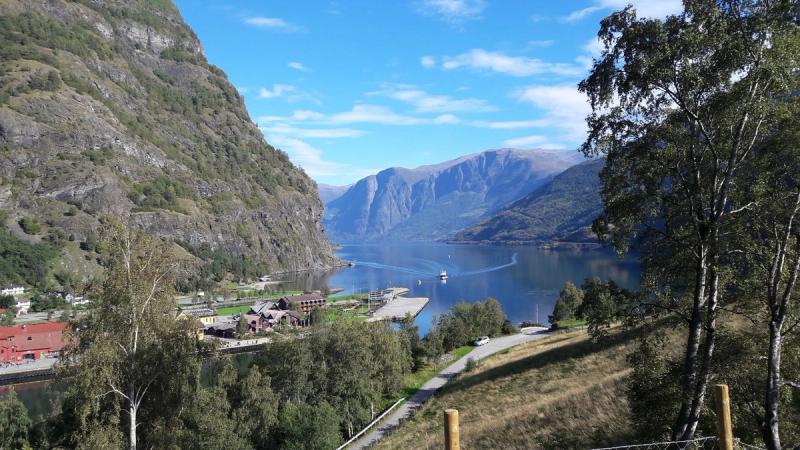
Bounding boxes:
[349,327,549,449]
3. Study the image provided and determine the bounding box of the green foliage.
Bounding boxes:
[0,390,31,449]
[81,146,113,165]
[275,401,341,450]
[0,295,14,309]
[580,278,632,339]
[29,294,66,313]
[0,228,59,288]
[424,298,510,357]
[549,281,584,325]
[0,12,113,60]
[256,320,411,441]
[18,217,42,235]
[127,175,194,213]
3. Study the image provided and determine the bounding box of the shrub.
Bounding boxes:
[18,217,42,235]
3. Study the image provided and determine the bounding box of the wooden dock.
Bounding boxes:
[370,288,429,321]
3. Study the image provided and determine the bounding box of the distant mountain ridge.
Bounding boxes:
[323,149,583,242]
[451,158,604,244]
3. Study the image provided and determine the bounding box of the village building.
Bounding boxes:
[277,293,326,314]
[243,309,301,333]
[175,306,217,326]
[0,322,67,362]
[14,298,31,315]
[0,286,24,297]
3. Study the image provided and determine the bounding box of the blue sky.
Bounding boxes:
[174,0,681,186]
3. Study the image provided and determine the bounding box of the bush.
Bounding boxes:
[464,357,480,372]
[424,298,511,357]
[18,217,42,235]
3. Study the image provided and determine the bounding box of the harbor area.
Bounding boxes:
[369,287,430,322]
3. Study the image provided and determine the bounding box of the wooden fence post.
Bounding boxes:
[444,409,460,450]
[714,384,734,450]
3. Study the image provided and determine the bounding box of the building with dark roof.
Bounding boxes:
[277,293,326,314]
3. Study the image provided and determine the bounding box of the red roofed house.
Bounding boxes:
[0,322,67,363]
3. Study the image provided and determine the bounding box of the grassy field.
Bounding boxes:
[325,293,368,302]
[402,345,473,398]
[215,305,250,316]
[377,329,636,449]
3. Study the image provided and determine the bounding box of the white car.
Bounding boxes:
[473,336,490,346]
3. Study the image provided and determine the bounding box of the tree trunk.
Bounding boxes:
[673,249,708,441]
[763,321,782,450]
[681,268,720,441]
[129,388,138,450]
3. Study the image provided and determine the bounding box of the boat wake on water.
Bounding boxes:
[351,253,518,279]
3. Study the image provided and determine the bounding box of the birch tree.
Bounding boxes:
[60,218,200,449]
[580,0,798,440]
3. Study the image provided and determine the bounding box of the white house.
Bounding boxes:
[14,297,31,315]
[65,293,90,306]
[0,286,24,297]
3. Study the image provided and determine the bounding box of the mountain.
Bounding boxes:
[451,158,604,244]
[323,149,583,242]
[317,183,350,204]
[0,0,335,286]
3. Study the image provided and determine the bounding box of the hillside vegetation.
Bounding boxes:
[377,329,636,449]
[0,0,335,289]
[452,158,603,245]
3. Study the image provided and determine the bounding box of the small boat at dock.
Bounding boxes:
[439,270,448,280]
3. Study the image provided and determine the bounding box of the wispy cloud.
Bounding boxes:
[562,0,682,22]
[257,84,320,104]
[263,125,364,139]
[527,40,556,48]
[502,135,564,149]
[415,0,486,24]
[288,61,309,71]
[420,55,436,68]
[265,135,348,177]
[437,49,583,77]
[367,84,494,114]
[512,84,591,142]
[258,84,296,99]
[561,6,603,23]
[327,105,424,125]
[243,16,303,32]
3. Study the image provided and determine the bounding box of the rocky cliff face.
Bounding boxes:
[324,149,583,241]
[451,158,604,244]
[0,0,335,282]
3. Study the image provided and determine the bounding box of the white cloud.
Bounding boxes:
[265,135,348,177]
[513,85,591,141]
[527,40,556,48]
[243,16,303,32]
[420,55,436,68]
[439,49,583,77]
[236,86,248,94]
[263,125,364,138]
[502,135,564,149]
[416,0,486,23]
[561,6,603,23]
[434,114,460,124]
[563,0,682,22]
[472,119,549,129]
[258,84,295,99]
[367,84,494,113]
[288,61,309,71]
[327,105,423,125]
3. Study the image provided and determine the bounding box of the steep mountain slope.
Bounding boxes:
[0,0,335,286]
[317,183,350,204]
[323,149,583,242]
[451,158,603,244]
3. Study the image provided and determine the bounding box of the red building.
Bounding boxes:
[0,322,67,363]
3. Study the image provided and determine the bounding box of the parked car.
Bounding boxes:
[473,336,490,346]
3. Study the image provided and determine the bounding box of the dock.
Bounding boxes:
[370,288,429,321]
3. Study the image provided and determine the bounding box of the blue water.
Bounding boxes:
[287,242,641,334]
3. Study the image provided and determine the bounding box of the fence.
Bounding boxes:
[441,384,768,450]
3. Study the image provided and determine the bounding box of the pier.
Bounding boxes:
[370,287,430,321]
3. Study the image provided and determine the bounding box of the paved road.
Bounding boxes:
[349,327,549,449]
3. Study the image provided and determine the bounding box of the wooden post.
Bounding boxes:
[714,384,734,450]
[444,409,460,450]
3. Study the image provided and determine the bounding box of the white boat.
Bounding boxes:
[439,270,448,280]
